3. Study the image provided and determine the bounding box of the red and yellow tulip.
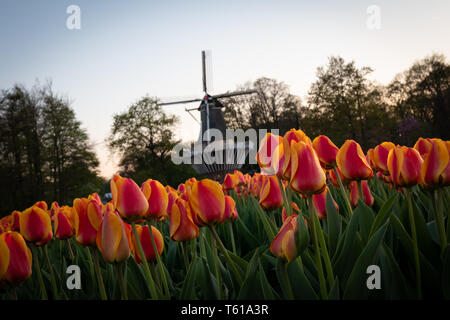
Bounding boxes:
[170,198,199,242]
[349,180,374,207]
[259,175,284,210]
[270,214,307,262]
[187,179,225,226]
[131,224,164,264]
[372,142,396,175]
[0,231,32,284]
[53,206,76,240]
[420,138,449,188]
[111,174,149,222]
[19,205,52,246]
[312,135,339,169]
[281,129,312,180]
[336,140,373,181]
[73,198,103,246]
[387,146,423,187]
[290,141,326,195]
[141,179,169,220]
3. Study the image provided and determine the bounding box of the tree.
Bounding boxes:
[108,95,197,186]
[306,56,396,149]
[222,77,302,134]
[387,54,450,144]
[0,83,104,216]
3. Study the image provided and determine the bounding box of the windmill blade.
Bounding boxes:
[157,97,203,106]
[212,89,258,99]
[185,108,201,124]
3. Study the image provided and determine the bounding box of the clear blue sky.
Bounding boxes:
[1,0,449,178]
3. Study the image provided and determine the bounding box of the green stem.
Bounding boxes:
[433,189,448,255]
[333,166,353,217]
[91,247,107,300]
[310,197,334,288]
[31,245,47,300]
[116,262,128,300]
[42,245,59,300]
[211,233,224,299]
[209,225,243,286]
[228,223,237,254]
[85,246,96,291]
[181,241,190,272]
[277,176,292,216]
[147,222,170,299]
[307,194,328,299]
[406,189,422,299]
[66,239,75,261]
[280,259,294,300]
[131,222,159,299]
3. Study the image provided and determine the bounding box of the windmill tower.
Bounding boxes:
[158,51,256,180]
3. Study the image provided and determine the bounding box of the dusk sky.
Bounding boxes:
[1,0,449,178]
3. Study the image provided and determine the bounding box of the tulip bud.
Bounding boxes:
[387,146,423,187]
[259,175,284,210]
[281,202,301,223]
[223,196,239,222]
[270,214,307,262]
[257,133,283,172]
[420,138,450,188]
[0,231,32,284]
[336,140,373,181]
[96,208,131,263]
[131,224,164,263]
[10,210,21,232]
[312,135,339,169]
[141,179,169,220]
[73,198,103,246]
[223,173,238,191]
[49,202,59,218]
[281,129,312,180]
[53,206,75,240]
[414,137,433,158]
[111,174,149,222]
[170,198,199,241]
[188,179,225,226]
[290,141,326,195]
[349,181,374,207]
[312,187,339,219]
[249,173,263,198]
[19,205,53,246]
[373,142,396,175]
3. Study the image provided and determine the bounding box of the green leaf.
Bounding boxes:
[287,257,319,300]
[179,256,200,300]
[295,214,310,256]
[197,257,218,299]
[343,223,388,299]
[358,202,376,244]
[326,190,341,256]
[258,260,278,300]
[327,277,340,300]
[368,193,398,240]
[442,245,450,299]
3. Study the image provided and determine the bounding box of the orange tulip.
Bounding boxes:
[336,140,373,181]
[53,206,76,240]
[349,181,374,207]
[387,146,423,187]
[111,174,149,222]
[223,196,239,222]
[223,173,238,191]
[420,138,450,188]
[141,179,169,220]
[270,214,307,262]
[0,231,32,284]
[312,135,339,169]
[281,129,312,180]
[19,205,52,246]
[372,142,396,175]
[414,137,433,158]
[249,173,263,198]
[188,179,225,226]
[96,208,131,263]
[257,133,283,173]
[131,224,164,263]
[259,175,284,210]
[73,198,103,246]
[281,202,301,223]
[10,210,20,232]
[290,141,326,195]
[170,198,199,241]
[312,187,339,219]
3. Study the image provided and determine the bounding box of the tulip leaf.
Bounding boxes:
[179,256,199,300]
[326,190,341,256]
[327,277,340,300]
[258,259,279,300]
[286,257,319,300]
[237,250,263,299]
[295,214,310,256]
[358,202,375,244]
[368,193,397,240]
[343,223,387,300]
[197,257,218,299]
[379,243,411,299]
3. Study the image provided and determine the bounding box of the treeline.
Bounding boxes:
[0,83,104,216]
[223,53,450,150]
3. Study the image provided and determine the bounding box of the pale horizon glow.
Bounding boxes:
[1,0,449,179]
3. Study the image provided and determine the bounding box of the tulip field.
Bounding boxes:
[0,130,449,300]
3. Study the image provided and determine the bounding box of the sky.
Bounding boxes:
[1,0,449,179]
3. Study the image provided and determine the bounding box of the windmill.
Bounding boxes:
[158,51,257,180]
